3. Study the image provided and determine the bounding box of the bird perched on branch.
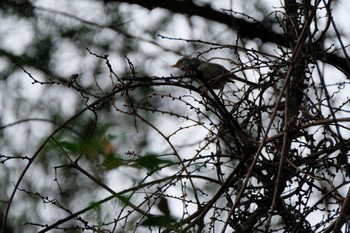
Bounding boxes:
[171,56,260,89]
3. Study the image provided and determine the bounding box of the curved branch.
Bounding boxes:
[107,0,350,76]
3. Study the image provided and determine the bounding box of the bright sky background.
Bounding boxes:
[2,0,350,231]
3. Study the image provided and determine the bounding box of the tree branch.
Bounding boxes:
[104,0,350,76]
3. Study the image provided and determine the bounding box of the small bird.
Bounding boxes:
[171,57,229,89]
[171,56,260,89]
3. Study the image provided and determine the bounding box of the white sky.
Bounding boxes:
[2,0,350,232]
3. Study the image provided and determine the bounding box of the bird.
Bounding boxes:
[171,57,229,89]
[171,56,260,89]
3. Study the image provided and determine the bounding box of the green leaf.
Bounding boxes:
[135,154,170,171]
[141,215,175,227]
[59,140,78,154]
[102,156,125,170]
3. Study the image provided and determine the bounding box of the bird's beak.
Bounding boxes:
[170,62,179,68]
